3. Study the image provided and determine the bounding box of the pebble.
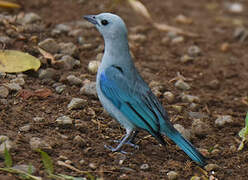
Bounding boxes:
[180,54,194,63]
[204,164,219,171]
[174,124,191,140]
[67,98,86,110]
[140,163,149,170]
[66,75,82,86]
[30,137,51,150]
[88,60,100,74]
[0,136,13,157]
[171,36,184,44]
[0,36,13,45]
[54,23,72,34]
[12,164,36,174]
[226,2,243,13]
[4,83,22,91]
[33,117,44,122]
[167,31,178,40]
[10,77,25,86]
[57,55,79,70]
[55,84,66,94]
[79,159,85,165]
[0,86,9,98]
[68,29,83,37]
[56,116,73,125]
[19,124,31,132]
[38,38,60,54]
[73,135,86,146]
[175,14,193,24]
[167,171,178,180]
[80,81,97,97]
[59,42,78,57]
[191,119,209,136]
[175,80,190,90]
[96,53,103,61]
[208,79,220,89]
[233,27,248,42]
[0,72,6,78]
[215,115,233,127]
[188,111,208,119]
[188,45,201,57]
[189,103,199,110]
[163,91,175,104]
[65,160,72,165]
[129,34,147,43]
[38,68,57,80]
[18,12,41,24]
[89,163,97,169]
[181,94,200,103]
[171,105,183,113]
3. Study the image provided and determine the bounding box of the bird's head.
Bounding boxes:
[84,13,128,41]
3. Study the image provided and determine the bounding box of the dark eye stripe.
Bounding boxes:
[101,19,108,25]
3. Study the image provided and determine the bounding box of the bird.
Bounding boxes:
[84,13,206,166]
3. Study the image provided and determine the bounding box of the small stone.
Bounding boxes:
[208,79,220,89]
[38,38,60,54]
[188,45,201,57]
[171,36,184,44]
[73,135,86,146]
[59,42,78,56]
[215,115,233,127]
[67,98,86,110]
[0,135,9,142]
[65,160,72,165]
[174,124,191,140]
[66,75,82,86]
[230,145,236,153]
[211,149,220,155]
[89,163,97,169]
[33,117,44,122]
[19,12,41,24]
[189,103,199,110]
[175,80,190,90]
[57,55,79,70]
[233,27,248,42]
[167,32,178,39]
[220,42,229,52]
[167,171,178,180]
[38,68,57,80]
[80,81,97,97]
[10,77,25,86]
[226,2,243,13]
[175,14,193,24]
[79,159,85,164]
[96,53,103,61]
[55,85,66,94]
[56,116,73,125]
[188,111,208,119]
[171,105,183,113]
[181,94,200,103]
[140,163,149,170]
[4,83,22,91]
[54,24,72,34]
[68,29,83,37]
[204,164,219,171]
[0,36,13,45]
[19,124,31,132]
[12,164,36,174]
[0,137,13,157]
[88,60,100,74]
[180,54,194,63]
[161,37,170,44]
[30,137,51,150]
[0,86,9,98]
[129,34,147,43]
[191,119,209,136]
[163,91,175,104]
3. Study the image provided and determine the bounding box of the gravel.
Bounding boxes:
[215,115,233,127]
[38,68,57,80]
[163,91,175,104]
[10,77,25,86]
[67,98,86,110]
[18,12,41,24]
[0,86,9,98]
[0,136,13,157]
[80,81,97,97]
[38,38,60,54]
[191,119,209,136]
[56,116,73,125]
[30,137,51,150]
[88,60,100,74]
[174,124,191,140]
[55,84,67,94]
[140,163,149,170]
[59,42,78,56]
[167,171,178,180]
[4,83,22,91]
[66,75,83,86]
[188,45,201,57]
[175,79,190,90]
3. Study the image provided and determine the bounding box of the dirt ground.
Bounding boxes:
[1,0,248,179]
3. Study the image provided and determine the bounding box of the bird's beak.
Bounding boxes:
[84,15,99,26]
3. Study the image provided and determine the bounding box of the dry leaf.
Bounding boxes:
[127,0,152,21]
[0,50,41,73]
[0,0,20,9]
[38,47,56,64]
[18,88,52,99]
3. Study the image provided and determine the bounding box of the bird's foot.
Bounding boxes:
[104,144,128,154]
[113,140,139,149]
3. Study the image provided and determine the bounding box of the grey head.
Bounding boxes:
[84,13,128,42]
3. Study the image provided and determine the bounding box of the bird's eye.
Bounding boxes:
[101,19,108,26]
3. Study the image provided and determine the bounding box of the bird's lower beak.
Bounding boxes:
[84,15,99,26]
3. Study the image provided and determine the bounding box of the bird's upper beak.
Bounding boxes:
[84,15,99,26]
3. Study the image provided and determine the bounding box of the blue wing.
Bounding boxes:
[100,65,173,145]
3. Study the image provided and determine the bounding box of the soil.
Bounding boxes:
[1,0,248,179]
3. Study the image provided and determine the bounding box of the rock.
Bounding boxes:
[57,55,79,70]
[171,36,184,44]
[56,116,73,125]
[54,24,72,34]
[0,36,13,45]
[167,32,178,39]
[188,45,201,57]
[38,68,57,80]
[33,117,44,122]
[88,60,100,74]
[163,91,175,104]
[79,159,85,164]
[171,105,183,113]
[96,53,103,61]
[4,83,22,91]
[0,72,6,78]
[30,137,51,150]
[73,135,86,146]
[208,79,220,89]
[10,77,25,86]
[19,124,31,132]
[140,163,149,170]
[59,42,78,56]
[67,98,86,110]
[226,2,243,13]
[18,12,41,24]
[233,27,248,42]
[129,34,147,43]
[189,103,199,110]
[80,81,97,97]
[175,80,190,90]
[191,119,209,136]
[68,29,83,37]
[55,85,66,94]
[204,164,219,171]
[180,54,194,63]
[89,163,97,169]
[12,164,36,174]
[0,137,13,157]
[181,94,200,103]
[167,171,178,180]
[174,124,191,140]
[188,111,208,119]
[66,75,82,86]
[0,86,9,98]
[215,115,233,127]
[175,14,193,24]
[38,38,60,54]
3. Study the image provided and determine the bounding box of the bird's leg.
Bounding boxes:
[113,130,139,149]
[105,129,134,154]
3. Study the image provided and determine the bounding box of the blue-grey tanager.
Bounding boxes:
[84,13,206,166]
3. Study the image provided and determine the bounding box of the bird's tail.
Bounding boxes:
[166,131,206,166]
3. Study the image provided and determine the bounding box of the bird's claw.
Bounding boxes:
[104,144,128,154]
[113,140,139,149]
